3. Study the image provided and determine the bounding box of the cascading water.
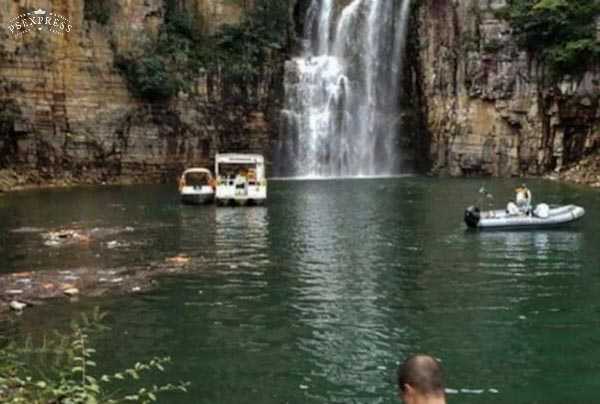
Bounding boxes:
[276,0,412,178]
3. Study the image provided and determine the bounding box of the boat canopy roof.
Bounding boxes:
[215,154,264,165]
[182,168,213,177]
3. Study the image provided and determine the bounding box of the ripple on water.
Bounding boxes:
[1,179,599,403]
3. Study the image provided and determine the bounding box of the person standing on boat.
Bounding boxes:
[515,184,532,215]
[397,355,447,404]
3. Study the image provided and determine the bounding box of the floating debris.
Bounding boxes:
[166,255,191,265]
[0,254,203,316]
[10,227,45,234]
[43,229,91,247]
[5,289,23,295]
[9,300,26,311]
[460,389,485,394]
[63,288,79,297]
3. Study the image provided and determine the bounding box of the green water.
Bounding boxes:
[1,177,600,403]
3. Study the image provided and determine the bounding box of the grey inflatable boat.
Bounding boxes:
[465,204,585,230]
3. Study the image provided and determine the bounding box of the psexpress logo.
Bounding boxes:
[6,8,72,38]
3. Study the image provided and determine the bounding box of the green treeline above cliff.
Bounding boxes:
[505,0,600,76]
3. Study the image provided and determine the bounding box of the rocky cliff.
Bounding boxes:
[2,0,599,191]
[0,0,284,191]
[415,0,600,186]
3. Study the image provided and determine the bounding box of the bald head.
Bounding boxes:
[397,355,445,398]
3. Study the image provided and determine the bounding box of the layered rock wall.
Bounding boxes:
[416,0,600,182]
[0,0,281,190]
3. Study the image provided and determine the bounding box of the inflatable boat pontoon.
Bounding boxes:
[465,204,585,230]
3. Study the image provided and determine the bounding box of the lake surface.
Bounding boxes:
[1,177,600,403]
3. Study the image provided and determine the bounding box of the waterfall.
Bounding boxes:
[277,0,412,178]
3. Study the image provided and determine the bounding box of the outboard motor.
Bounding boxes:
[464,206,481,228]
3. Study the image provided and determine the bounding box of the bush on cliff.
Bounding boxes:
[116,54,181,100]
[114,3,197,101]
[508,0,600,76]
[84,0,113,25]
[115,0,289,102]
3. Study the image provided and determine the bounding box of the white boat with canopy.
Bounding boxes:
[215,154,267,206]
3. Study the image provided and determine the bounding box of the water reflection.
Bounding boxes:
[2,179,600,404]
[214,207,270,270]
[471,230,584,270]
[279,180,411,403]
[175,205,217,260]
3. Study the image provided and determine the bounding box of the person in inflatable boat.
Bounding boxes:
[507,184,532,215]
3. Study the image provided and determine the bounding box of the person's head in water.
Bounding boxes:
[397,355,446,404]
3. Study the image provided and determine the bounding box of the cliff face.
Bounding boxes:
[416,0,600,184]
[0,0,282,191]
[2,0,598,191]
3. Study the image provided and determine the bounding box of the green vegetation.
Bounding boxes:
[0,308,189,403]
[115,0,289,101]
[482,38,503,53]
[84,0,113,25]
[506,0,600,76]
[0,100,20,134]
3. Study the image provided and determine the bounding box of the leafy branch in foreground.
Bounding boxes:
[0,307,190,403]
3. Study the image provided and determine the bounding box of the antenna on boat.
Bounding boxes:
[478,186,494,209]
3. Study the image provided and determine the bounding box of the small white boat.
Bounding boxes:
[465,204,585,230]
[215,154,267,206]
[179,168,215,205]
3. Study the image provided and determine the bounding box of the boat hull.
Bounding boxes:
[215,184,267,207]
[180,192,214,205]
[465,205,585,230]
[215,197,266,207]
